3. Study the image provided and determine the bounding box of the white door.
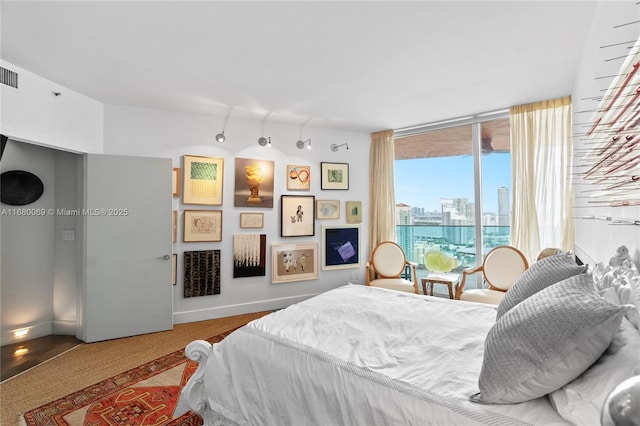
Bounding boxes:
[81,154,173,342]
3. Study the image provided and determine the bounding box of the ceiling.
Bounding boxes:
[0,1,599,133]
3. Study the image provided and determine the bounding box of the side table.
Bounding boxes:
[421,273,459,299]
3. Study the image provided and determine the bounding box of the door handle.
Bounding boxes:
[158,254,171,260]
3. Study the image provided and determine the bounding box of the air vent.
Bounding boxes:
[0,67,18,89]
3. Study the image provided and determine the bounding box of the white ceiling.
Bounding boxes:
[1,1,599,132]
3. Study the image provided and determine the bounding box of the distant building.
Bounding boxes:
[498,186,510,231]
[396,203,413,259]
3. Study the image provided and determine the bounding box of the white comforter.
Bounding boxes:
[177,284,568,425]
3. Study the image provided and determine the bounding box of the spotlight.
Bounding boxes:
[296,139,311,150]
[215,132,226,143]
[258,136,271,147]
[330,143,349,152]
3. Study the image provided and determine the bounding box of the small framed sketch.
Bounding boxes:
[240,212,264,229]
[316,199,340,220]
[286,165,311,190]
[183,155,224,205]
[281,195,315,237]
[322,225,361,270]
[173,211,178,242]
[271,242,318,283]
[183,210,223,242]
[345,201,362,224]
[172,254,177,285]
[321,162,349,190]
[172,168,181,197]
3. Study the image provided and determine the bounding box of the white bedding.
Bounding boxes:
[177,284,568,425]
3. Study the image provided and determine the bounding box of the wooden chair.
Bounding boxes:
[366,241,419,294]
[454,245,529,304]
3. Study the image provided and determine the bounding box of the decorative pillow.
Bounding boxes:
[549,316,640,425]
[496,253,587,319]
[470,273,630,404]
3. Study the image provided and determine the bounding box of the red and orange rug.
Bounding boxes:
[23,328,238,426]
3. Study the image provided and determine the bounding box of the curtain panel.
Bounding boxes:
[510,96,575,261]
[369,130,396,251]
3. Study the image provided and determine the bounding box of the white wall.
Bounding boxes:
[0,61,104,154]
[571,1,640,266]
[103,105,371,323]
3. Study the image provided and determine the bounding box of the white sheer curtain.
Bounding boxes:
[369,129,396,250]
[510,96,575,261]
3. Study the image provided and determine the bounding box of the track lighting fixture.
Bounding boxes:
[330,143,349,152]
[296,139,312,150]
[258,136,271,147]
[216,132,226,143]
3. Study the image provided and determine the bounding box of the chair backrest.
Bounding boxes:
[370,241,406,278]
[482,245,529,291]
[424,251,458,273]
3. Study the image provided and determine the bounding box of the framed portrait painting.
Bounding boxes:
[322,225,360,270]
[281,195,315,237]
[183,210,222,242]
[321,162,349,190]
[182,155,224,205]
[271,242,318,283]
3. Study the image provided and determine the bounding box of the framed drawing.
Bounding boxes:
[183,210,222,242]
[322,225,360,270]
[172,253,177,285]
[286,164,311,190]
[281,195,315,237]
[182,155,224,205]
[172,168,181,197]
[173,210,178,242]
[321,162,349,190]
[240,212,264,229]
[345,201,362,224]
[233,234,266,278]
[183,250,221,297]
[271,242,318,283]
[234,158,275,208]
[316,199,340,219]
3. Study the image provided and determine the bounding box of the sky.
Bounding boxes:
[394,153,511,213]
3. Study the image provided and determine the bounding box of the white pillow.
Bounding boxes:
[470,273,630,404]
[497,253,586,318]
[549,317,640,425]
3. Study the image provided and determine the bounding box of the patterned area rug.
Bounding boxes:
[22,328,239,426]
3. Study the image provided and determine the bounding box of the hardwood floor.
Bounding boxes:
[1,334,82,381]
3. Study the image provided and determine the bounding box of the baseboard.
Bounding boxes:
[1,321,52,346]
[52,319,77,335]
[172,293,320,324]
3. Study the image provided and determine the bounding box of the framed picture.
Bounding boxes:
[182,155,224,205]
[173,210,178,242]
[286,164,311,190]
[271,242,318,283]
[321,162,349,190]
[240,212,264,229]
[233,234,267,278]
[281,195,315,237]
[172,168,181,197]
[316,199,340,219]
[183,250,221,297]
[234,158,275,208]
[345,201,362,224]
[172,253,177,285]
[183,210,222,242]
[322,225,360,270]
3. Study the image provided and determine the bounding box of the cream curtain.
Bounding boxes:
[510,96,575,261]
[369,129,396,250]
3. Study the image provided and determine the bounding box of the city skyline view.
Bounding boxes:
[394,153,511,214]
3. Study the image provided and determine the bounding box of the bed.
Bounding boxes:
[176,250,640,425]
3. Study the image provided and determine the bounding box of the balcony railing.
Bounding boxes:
[396,224,510,283]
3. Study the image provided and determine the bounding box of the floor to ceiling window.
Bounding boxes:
[394,113,511,289]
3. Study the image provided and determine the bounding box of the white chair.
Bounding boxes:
[454,245,529,304]
[366,241,418,294]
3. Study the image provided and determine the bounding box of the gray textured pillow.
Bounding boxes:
[496,253,587,319]
[470,273,628,404]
